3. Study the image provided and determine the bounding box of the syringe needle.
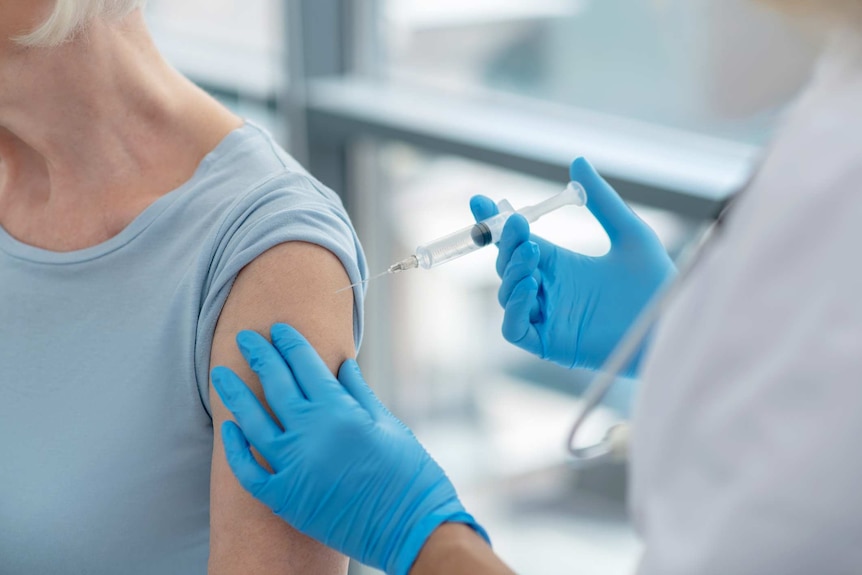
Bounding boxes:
[335,255,421,294]
[335,283,360,294]
[335,270,390,294]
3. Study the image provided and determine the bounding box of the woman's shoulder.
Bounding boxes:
[145,119,363,303]
[209,122,312,179]
[193,122,340,207]
[159,122,351,243]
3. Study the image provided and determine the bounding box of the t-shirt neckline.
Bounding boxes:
[0,122,256,265]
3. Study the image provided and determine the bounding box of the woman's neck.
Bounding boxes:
[0,11,242,251]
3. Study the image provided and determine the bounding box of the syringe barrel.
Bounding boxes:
[414,181,588,270]
[415,212,509,269]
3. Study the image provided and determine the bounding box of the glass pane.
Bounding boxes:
[356,142,700,574]
[381,0,823,144]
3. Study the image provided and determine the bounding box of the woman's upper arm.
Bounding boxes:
[208,240,355,575]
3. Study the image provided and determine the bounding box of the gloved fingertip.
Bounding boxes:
[210,365,228,384]
[522,275,539,294]
[270,322,301,344]
[221,420,244,444]
[497,219,529,278]
[502,277,542,354]
[569,156,595,180]
[506,243,538,275]
[270,322,291,335]
[211,366,240,403]
[270,325,315,364]
[221,421,273,496]
[503,276,538,318]
[469,194,493,208]
[508,212,530,229]
[337,358,386,418]
[235,330,263,353]
[502,213,530,241]
[470,195,498,221]
[511,241,530,262]
[337,358,361,381]
[221,422,253,463]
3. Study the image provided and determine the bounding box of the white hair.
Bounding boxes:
[17,0,147,48]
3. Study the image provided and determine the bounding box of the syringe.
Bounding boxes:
[389,181,587,274]
[337,181,587,293]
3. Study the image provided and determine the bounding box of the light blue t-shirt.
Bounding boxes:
[0,123,367,574]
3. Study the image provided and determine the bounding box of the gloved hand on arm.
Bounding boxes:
[210,324,496,575]
[470,157,676,375]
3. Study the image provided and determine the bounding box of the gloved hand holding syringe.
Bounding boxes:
[339,180,587,292]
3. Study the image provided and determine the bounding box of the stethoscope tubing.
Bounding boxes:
[566,191,740,468]
[563,121,780,468]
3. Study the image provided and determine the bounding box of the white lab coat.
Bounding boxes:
[632,27,862,575]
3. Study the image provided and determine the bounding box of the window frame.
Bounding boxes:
[289,0,759,222]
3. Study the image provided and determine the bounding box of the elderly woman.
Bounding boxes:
[0,1,364,574]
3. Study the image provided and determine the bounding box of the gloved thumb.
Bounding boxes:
[338,359,389,421]
[221,421,274,500]
[571,157,640,245]
[470,195,499,223]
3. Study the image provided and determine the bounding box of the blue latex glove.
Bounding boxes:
[471,157,676,374]
[211,324,489,575]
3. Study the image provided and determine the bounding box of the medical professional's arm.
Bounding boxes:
[208,242,354,574]
[411,524,516,575]
[471,158,675,374]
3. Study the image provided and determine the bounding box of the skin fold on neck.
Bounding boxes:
[0,10,242,252]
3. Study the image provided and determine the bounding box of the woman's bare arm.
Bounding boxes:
[411,524,517,575]
[208,241,355,574]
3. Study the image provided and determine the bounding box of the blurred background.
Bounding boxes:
[146,1,822,572]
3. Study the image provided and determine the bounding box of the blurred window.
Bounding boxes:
[381,0,821,144]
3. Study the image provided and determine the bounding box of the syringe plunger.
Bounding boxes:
[519,181,586,223]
